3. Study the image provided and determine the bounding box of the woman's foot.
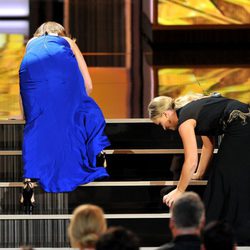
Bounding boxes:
[20,179,35,214]
[96,151,107,167]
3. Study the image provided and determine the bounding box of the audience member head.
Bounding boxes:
[96,226,140,250]
[170,192,205,237]
[202,221,236,250]
[68,204,107,249]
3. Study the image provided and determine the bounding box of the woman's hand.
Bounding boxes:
[191,172,203,180]
[162,188,184,207]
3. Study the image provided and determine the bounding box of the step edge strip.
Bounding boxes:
[0,119,152,125]
[0,151,22,155]
[105,149,218,154]
[0,180,207,187]
[0,149,218,155]
[0,213,170,220]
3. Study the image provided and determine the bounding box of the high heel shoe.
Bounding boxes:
[96,151,107,167]
[20,179,35,214]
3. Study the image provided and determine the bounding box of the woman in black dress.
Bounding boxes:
[148,93,250,244]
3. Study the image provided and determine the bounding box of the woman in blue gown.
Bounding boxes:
[19,22,110,196]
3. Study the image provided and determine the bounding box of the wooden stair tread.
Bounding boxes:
[1,118,152,125]
[0,213,171,220]
[0,180,207,187]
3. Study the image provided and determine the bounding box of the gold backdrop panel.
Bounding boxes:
[158,0,250,25]
[158,67,250,104]
[0,34,25,120]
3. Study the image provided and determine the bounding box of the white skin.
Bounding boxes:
[16,35,93,120]
[153,109,215,207]
[62,36,93,95]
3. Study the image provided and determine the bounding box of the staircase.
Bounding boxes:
[0,119,207,248]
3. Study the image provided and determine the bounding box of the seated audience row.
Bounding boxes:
[20,192,236,250]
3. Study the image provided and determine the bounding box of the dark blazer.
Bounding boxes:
[157,234,201,250]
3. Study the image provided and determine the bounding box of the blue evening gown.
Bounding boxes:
[19,35,110,192]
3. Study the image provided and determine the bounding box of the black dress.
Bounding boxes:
[177,96,250,245]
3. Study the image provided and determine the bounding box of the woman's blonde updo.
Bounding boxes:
[148,96,174,120]
[68,204,107,249]
[148,93,205,120]
[33,21,68,37]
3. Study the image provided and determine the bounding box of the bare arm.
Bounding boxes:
[192,136,214,179]
[163,119,198,206]
[177,119,198,192]
[63,37,93,95]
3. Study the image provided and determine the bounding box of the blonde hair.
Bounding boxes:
[68,204,107,248]
[148,93,205,120]
[148,96,174,120]
[174,93,204,109]
[33,21,67,37]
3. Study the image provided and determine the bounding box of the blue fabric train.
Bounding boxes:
[19,35,110,192]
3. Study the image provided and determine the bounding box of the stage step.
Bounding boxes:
[0,153,182,181]
[0,149,218,155]
[0,183,206,214]
[0,213,171,219]
[0,180,207,187]
[0,119,202,150]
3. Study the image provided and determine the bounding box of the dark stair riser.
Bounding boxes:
[0,124,23,150]
[0,155,23,181]
[104,123,185,149]
[0,219,70,248]
[0,217,171,247]
[0,154,187,181]
[1,153,215,182]
[0,123,205,150]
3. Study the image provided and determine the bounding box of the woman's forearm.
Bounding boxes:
[63,37,93,95]
[177,120,199,192]
[196,145,214,177]
[196,136,214,178]
[177,159,197,192]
